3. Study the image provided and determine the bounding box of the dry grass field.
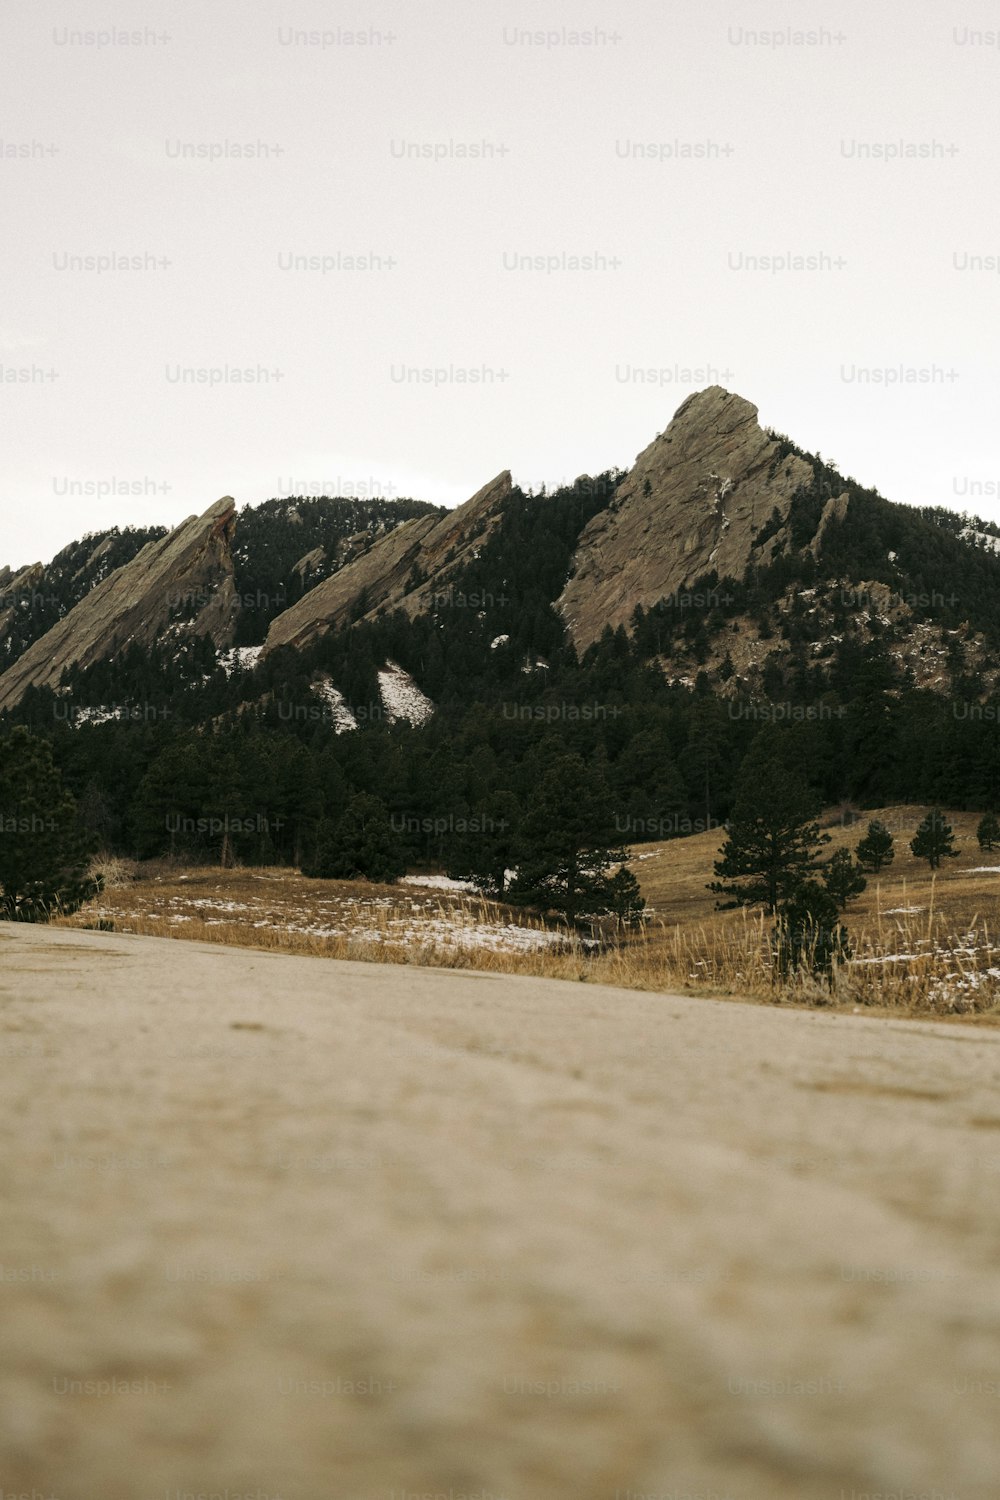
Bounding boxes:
[630,804,1000,1015]
[58,805,1000,1018]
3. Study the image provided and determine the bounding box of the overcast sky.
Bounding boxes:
[3,0,999,565]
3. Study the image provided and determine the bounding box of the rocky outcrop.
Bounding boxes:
[291,546,327,581]
[0,498,240,713]
[265,472,511,653]
[556,387,815,649]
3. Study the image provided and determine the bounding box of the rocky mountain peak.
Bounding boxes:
[555,387,816,648]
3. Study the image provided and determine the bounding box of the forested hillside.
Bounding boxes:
[230,494,441,642]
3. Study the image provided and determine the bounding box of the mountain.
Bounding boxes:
[0,524,169,672]
[555,386,818,648]
[0,499,240,714]
[256,388,828,660]
[0,492,443,714]
[264,471,512,652]
[6,387,1000,875]
[6,385,1000,725]
[260,385,1000,701]
[228,493,442,645]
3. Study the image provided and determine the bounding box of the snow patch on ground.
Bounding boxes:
[852,953,920,965]
[378,661,434,727]
[119,887,564,955]
[401,875,477,893]
[490,634,510,650]
[928,965,1000,1009]
[342,918,561,954]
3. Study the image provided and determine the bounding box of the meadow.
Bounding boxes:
[59,806,1000,1019]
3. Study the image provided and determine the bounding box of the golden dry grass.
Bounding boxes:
[629,805,1000,1017]
[55,806,1000,1019]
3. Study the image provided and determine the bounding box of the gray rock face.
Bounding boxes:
[0,497,240,713]
[556,386,815,649]
[265,472,511,653]
[291,546,327,581]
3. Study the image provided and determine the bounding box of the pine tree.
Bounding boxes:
[303,793,404,883]
[855,819,895,873]
[822,847,867,910]
[614,728,687,834]
[448,789,522,898]
[710,742,829,913]
[606,866,646,926]
[509,753,640,923]
[976,812,1000,852]
[910,809,959,870]
[0,726,97,921]
[773,879,850,977]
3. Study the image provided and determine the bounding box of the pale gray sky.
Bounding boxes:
[3,0,999,565]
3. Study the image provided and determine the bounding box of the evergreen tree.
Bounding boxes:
[614,728,688,834]
[822,847,867,910]
[773,879,850,977]
[710,740,829,913]
[910,809,959,870]
[509,753,639,923]
[303,792,404,883]
[0,726,97,921]
[606,865,646,927]
[855,819,894,873]
[976,812,1000,852]
[448,789,522,898]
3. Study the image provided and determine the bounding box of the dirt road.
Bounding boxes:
[2,923,999,1500]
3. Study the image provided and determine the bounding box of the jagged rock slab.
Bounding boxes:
[0,498,240,713]
[557,387,815,649]
[264,472,511,653]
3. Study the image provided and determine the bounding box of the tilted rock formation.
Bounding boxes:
[556,386,816,649]
[291,546,327,581]
[0,498,240,713]
[265,471,511,653]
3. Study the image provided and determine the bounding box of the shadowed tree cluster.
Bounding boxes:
[0,727,97,921]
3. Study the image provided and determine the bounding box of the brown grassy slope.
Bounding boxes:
[57,807,1000,1017]
[634,805,1000,940]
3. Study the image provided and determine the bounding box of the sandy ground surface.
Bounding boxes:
[3,926,1000,1500]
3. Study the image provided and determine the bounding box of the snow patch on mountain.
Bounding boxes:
[310,674,359,734]
[218,645,263,676]
[377,661,434,727]
[960,526,1000,555]
[70,705,126,728]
